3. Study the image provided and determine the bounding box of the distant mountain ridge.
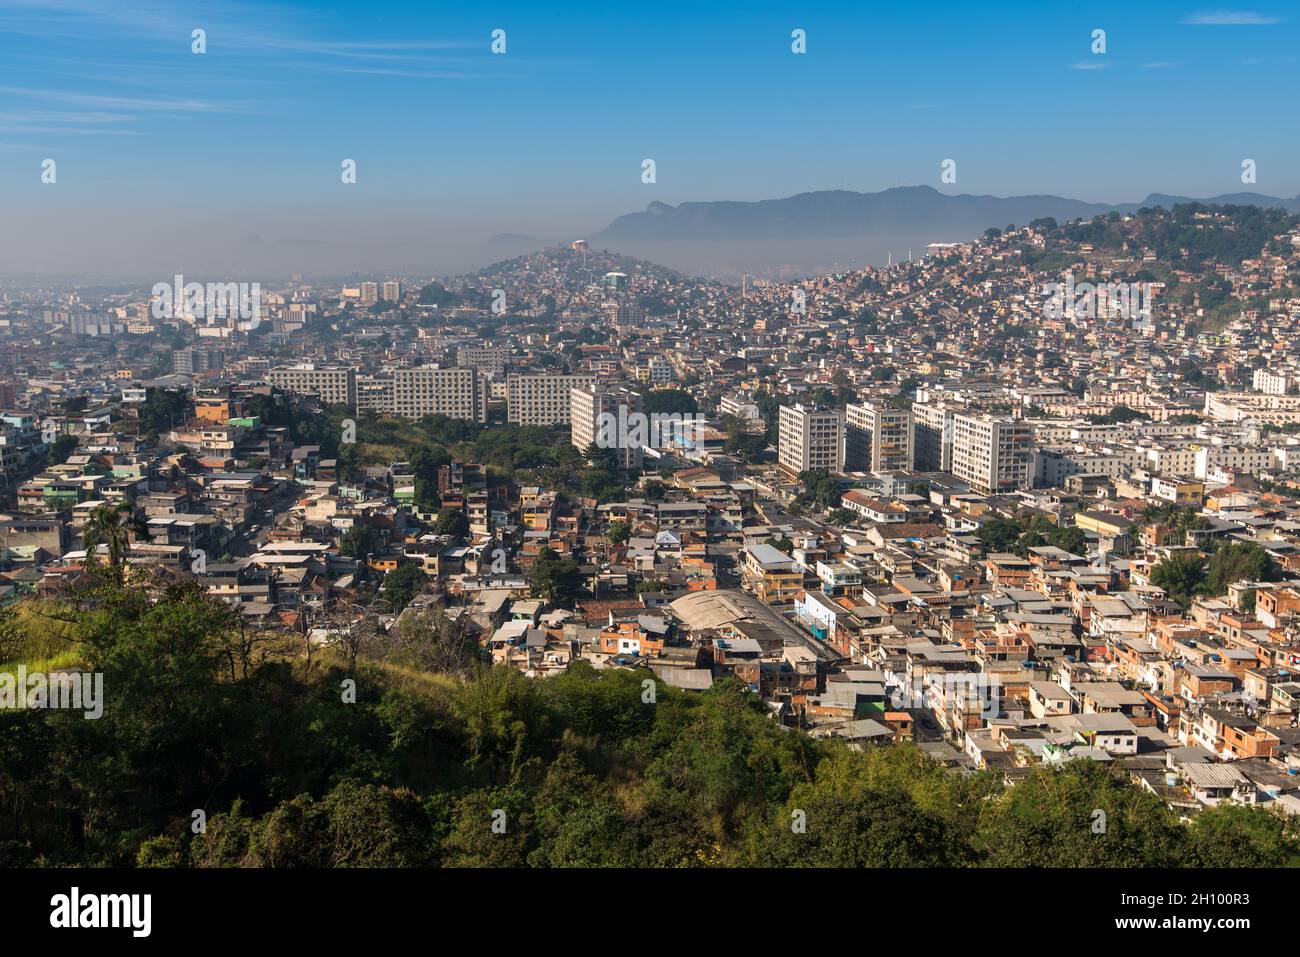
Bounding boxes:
[588,185,1300,242]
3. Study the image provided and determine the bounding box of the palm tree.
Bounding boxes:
[1150,552,1207,606]
[81,502,133,586]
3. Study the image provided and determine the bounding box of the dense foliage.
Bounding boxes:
[244,393,627,502]
[1150,540,1280,607]
[3,583,1299,868]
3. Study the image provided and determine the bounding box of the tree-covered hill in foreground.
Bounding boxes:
[2,580,1298,868]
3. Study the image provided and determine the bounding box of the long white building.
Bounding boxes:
[508,373,597,426]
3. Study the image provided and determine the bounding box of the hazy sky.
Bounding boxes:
[0,0,1297,279]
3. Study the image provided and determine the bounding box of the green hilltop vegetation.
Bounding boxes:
[2,580,1299,868]
[241,395,630,505]
[1027,203,1300,269]
[1019,204,1300,334]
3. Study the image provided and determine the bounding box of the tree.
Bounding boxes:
[1013,530,1048,557]
[1051,525,1089,556]
[642,389,697,416]
[335,443,362,485]
[1203,541,1278,597]
[408,446,447,511]
[793,469,841,512]
[338,524,378,559]
[981,761,1188,867]
[720,413,767,460]
[530,547,581,608]
[326,599,382,670]
[432,508,470,540]
[442,787,534,866]
[976,518,1022,552]
[1141,502,1206,546]
[416,281,462,308]
[380,607,482,675]
[578,443,627,502]
[758,786,965,867]
[1088,405,1149,425]
[49,434,79,465]
[138,387,190,434]
[607,520,631,545]
[381,563,427,612]
[769,536,794,555]
[1188,802,1300,867]
[0,606,24,664]
[81,502,134,586]
[1150,552,1208,606]
[527,752,637,866]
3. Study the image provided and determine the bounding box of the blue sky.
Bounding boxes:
[0,0,1297,277]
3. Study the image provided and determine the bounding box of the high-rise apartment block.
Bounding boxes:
[268,364,357,407]
[391,367,488,422]
[951,414,1033,495]
[778,403,844,477]
[844,401,913,472]
[173,345,224,375]
[508,373,597,426]
[457,346,509,378]
[269,364,486,421]
[356,373,395,414]
[571,384,645,471]
[913,402,956,472]
[1253,368,1293,396]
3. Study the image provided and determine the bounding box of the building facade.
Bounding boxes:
[845,401,913,472]
[778,403,844,477]
[508,373,597,426]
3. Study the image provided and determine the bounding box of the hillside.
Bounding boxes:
[3,581,1299,868]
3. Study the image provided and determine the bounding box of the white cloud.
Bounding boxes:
[1181,10,1283,25]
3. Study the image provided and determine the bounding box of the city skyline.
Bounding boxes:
[6,0,1300,901]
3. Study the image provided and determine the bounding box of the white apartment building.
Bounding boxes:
[508,373,597,426]
[1194,445,1276,480]
[1204,392,1300,425]
[778,403,844,477]
[391,367,487,422]
[1253,367,1293,396]
[268,364,356,407]
[844,401,913,472]
[355,374,395,414]
[951,414,1033,494]
[1036,445,1142,487]
[912,402,955,472]
[1139,443,1199,478]
[571,384,645,470]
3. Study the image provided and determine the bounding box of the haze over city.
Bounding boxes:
[1,0,1298,278]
